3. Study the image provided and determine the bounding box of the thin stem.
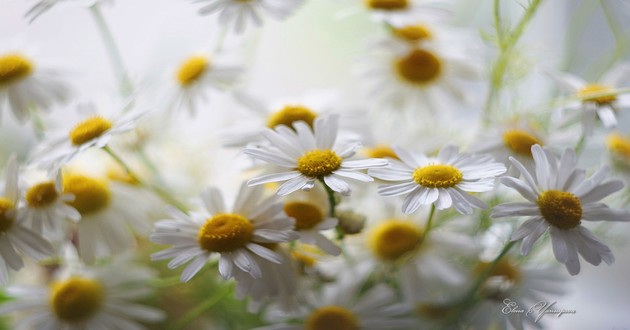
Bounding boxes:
[422,205,437,242]
[103,146,188,211]
[320,181,343,239]
[574,134,586,156]
[173,284,232,330]
[89,4,133,97]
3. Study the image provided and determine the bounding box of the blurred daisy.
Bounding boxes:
[31,101,143,173]
[194,0,306,33]
[0,156,54,284]
[25,0,113,22]
[339,0,450,26]
[0,51,70,124]
[150,183,298,282]
[369,145,506,214]
[606,131,630,183]
[546,63,630,135]
[0,257,165,329]
[492,145,630,275]
[244,115,388,196]
[161,51,242,116]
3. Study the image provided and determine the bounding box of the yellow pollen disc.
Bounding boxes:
[577,84,617,105]
[69,116,113,146]
[502,129,543,157]
[292,251,317,267]
[305,305,359,330]
[107,167,140,186]
[412,164,462,188]
[297,149,342,178]
[537,190,582,229]
[177,56,209,86]
[395,48,442,85]
[198,213,254,252]
[0,54,34,86]
[369,219,422,261]
[393,24,432,42]
[0,198,16,233]
[26,181,59,208]
[365,145,400,160]
[416,303,456,320]
[365,0,409,10]
[284,201,324,230]
[475,258,520,283]
[267,105,318,129]
[50,277,104,322]
[607,133,630,159]
[63,174,111,215]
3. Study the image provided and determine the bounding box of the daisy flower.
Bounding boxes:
[606,131,630,183]
[150,183,298,282]
[338,0,451,26]
[369,145,506,214]
[31,101,144,173]
[491,145,630,275]
[25,0,113,22]
[0,256,165,329]
[0,51,70,124]
[244,114,388,196]
[193,0,306,34]
[546,63,630,136]
[0,156,54,284]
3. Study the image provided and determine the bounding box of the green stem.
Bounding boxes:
[173,284,232,330]
[103,146,188,211]
[320,181,343,239]
[89,4,133,97]
[422,205,436,242]
[574,134,586,156]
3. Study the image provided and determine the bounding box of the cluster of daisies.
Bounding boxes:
[0,0,629,329]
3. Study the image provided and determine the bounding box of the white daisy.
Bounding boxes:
[338,0,451,26]
[150,183,298,282]
[369,145,506,214]
[546,63,630,136]
[30,101,144,173]
[159,51,242,117]
[491,145,630,275]
[0,256,165,329]
[193,0,306,34]
[25,0,113,22]
[0,51,71,124]
[244,114,389,196]
[0,156,54,284]
[605,131,630,183]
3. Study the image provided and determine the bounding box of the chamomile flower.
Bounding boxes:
[492,145,630,275]
[0,257,165,329]
[369,145,506,214]
[25,0,113,22]
[340,0,451,26]
[193,0,306,33]
[31,101,144,173]
[0,156,54,284]
[0,51,70,124]
[161,51,242,116]
[150,183,298,282]
[606,131,630,182]
[244,115,388,196]
[546,63,630,136]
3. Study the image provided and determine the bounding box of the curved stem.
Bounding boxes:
[173,283,232,330]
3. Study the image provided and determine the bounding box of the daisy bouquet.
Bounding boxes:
[0,0,629,329]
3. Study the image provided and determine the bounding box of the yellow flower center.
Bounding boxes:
[292,251,317,267]
[416,303,456,320]
[69,116,113,146]
[537,190,582,229]
[369,219,423,261]
[412,164,462,188]
[284,201,324,230]
[50,277,104,322]
[267,105,318,129]
[577,84,617,105]
[197,213,254,252]
[107,167,140,186]
[395,48,442,85]
[365,0,409,10]
[26,181,59,208]
[177,56,209,86]
[0,54,33,86]
[0,198,16,233]
[607,133,630,159]
[502,129,543,157]
[305,305,359,330]
[365,145,399,160]
[297,149,342,178]
[475,258,521,283]
[63,174,111,215]
[393,24,432,42]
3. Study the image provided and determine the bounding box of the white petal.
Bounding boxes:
[332,169,373,182]
[377,181,418,197]
[324,175,351,196]
[492,203,540,218]
[341,158,388,169]
[247,171,302,186]
[499,176,538,202]
[246,243,282,263]
[276,176,309,196]
[200,187,225,214]
[367,167,412,181]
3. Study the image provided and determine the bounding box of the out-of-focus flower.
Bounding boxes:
[0,51,70,124]
[245,115,388,196]
[340,0,451,26]
[370,145,506,214]
[492,145,630,275]
[150,183,298,282]
[193,0,306,33]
